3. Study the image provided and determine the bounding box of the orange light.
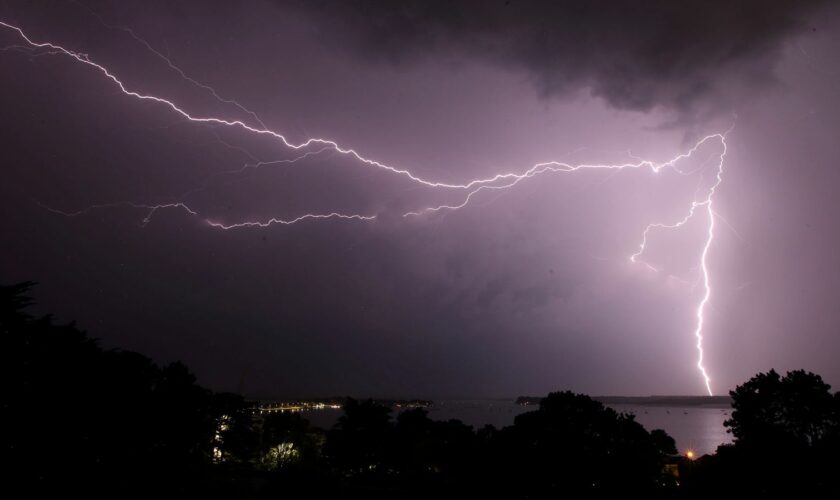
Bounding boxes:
[686,450,695,459]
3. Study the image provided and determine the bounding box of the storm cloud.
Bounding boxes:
[293,0,827,118]
[2,1,840,398]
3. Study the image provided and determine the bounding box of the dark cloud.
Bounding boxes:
[291,0,827,118]
[2,0,840,398]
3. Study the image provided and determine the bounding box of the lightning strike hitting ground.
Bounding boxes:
[0,20,727,395]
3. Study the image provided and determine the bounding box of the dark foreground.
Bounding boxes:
[3,282,840,497]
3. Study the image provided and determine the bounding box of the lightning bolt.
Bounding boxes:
[630,132,729,396]
[0,20,728,395]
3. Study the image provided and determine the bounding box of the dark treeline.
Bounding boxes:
[3,282,840,497]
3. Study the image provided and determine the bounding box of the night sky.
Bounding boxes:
[2,0,839,399]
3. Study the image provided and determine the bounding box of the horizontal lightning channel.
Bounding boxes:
[1,19,726,395]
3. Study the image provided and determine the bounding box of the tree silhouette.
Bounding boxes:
[323,398,392,472]
[484,391,676,495]
[0,282,242,493]
[726,369,839,448]
[256,410,323,470]
[683,369,840,496]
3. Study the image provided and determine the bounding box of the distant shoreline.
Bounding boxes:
[255,395,734,411]
[516,395,732,408]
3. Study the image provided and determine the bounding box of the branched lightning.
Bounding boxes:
[630,131,729,396]
[73,1,271,131]
[205,213,377,229]
[36,200,198,227]
[175,145,335,203]
[0,20,730,395]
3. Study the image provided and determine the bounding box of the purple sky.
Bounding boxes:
[2,1,839,398]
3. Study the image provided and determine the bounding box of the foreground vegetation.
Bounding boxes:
[3,282,839,497]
